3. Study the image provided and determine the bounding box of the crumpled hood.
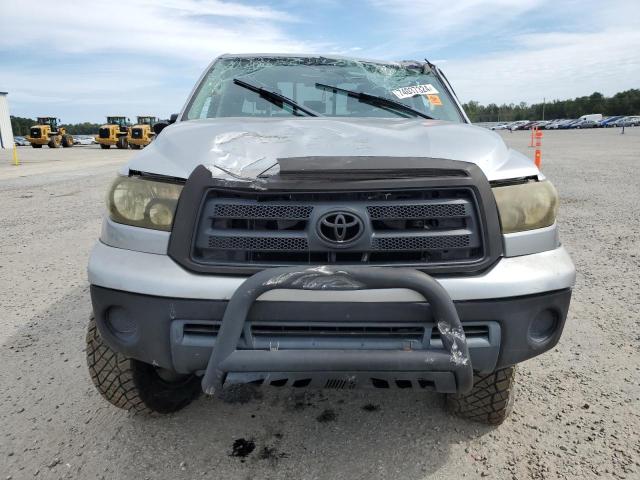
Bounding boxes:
[124,117,537,182]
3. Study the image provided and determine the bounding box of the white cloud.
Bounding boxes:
[364,0,640,104]
[0,0,326,121]
[365,0,547,57]
[0,0,313,62]
[444,28,640,104]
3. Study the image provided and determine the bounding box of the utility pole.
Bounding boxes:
[542,97,546,121]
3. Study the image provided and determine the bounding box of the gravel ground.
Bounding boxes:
[1,129,639,480]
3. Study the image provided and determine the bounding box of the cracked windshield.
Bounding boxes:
[185,56,464,122]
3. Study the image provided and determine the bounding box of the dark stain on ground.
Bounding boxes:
[230,438,256,461]
[219,384,263,404]
[259,446,289,461]
[294,400,314,411]
[288,392,316,411]
[316,409,337,423]
[362,403,380,412]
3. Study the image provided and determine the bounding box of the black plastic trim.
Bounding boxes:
[168,159,503,275]
[90,285,571,376]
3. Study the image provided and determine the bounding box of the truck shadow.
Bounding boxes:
[1,287,496,480]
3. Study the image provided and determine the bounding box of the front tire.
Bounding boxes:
[130,143,141,150]
[100,144,110,149]
[31,143,42,148]
[446,366,516,425]
[48,136,61,148]
[62,135,74,147]
[86,317,201,414]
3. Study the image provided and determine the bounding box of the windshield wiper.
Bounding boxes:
[315,83,434,120]
[233,78,320,117]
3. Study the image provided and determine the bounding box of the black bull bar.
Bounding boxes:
[201,266,474,395]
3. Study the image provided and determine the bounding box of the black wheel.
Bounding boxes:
[116,136,128,149]
[48,136,61,148]
[446,366,516,425]
[31,143,42,148]
[100,144,110,149]
[62,135,74,148]
[86,317,201,414]
[130,143,141,150]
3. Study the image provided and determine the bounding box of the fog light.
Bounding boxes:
[528,309,559,344]
[106,306,138,342]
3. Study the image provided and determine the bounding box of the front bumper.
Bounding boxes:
[88,241,575,302]
[91,283,571,394]
[89,243,574,394]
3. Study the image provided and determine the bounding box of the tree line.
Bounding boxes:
[463,89,640,123]
[10,116,101,136]
[10,88,640,130]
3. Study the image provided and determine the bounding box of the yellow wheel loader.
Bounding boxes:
[127,116,157,149]
[96,116,131,149]
[25,117,74,148]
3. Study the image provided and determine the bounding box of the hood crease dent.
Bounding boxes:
[125,117,538,182]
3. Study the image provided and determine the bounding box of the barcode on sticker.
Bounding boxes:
[392,84,439,99]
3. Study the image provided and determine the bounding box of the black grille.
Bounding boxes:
[372,234,471,251]
[214,204,312,220]
[191,188,484,269]
[131,127,143,139]
[368,203,466,219]
[181,321,489,343]
[98,127,110,139]
[30,128,41,138]
[208,235,308,251]
[251,324,425,339]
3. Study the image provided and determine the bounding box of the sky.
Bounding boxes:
[1,0,639,123]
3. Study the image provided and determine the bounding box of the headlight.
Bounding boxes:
[107,176,183,231]
[492,180,558,234]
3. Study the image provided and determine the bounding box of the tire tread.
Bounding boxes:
[446,366,516,425]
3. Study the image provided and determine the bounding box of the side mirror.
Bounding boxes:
[153,122,169,135]
[169,113,178,124]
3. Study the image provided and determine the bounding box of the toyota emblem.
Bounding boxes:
[317,211,364,245]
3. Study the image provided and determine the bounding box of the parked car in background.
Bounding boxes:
[544,119,566,129]
[491,122,509,130]
[597,116,623,127]
[571,119,598,129]
[529,120,551,129]
[73,135,97,145]
[518,121,539,130]
[621,116,640,127]
[558,119,580,129]
[609,116,639,127]
[14,136,30,146]
[608,117,627,127]
[508,120,529,131]
[578,113,602,122]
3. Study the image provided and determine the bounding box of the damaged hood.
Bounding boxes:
[124,117,537,182]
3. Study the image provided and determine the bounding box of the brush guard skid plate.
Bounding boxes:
[201,266,474,395]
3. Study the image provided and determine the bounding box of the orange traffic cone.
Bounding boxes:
[535,128,543,147]
[534,149,542,168]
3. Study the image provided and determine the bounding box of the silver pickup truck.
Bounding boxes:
[86,54,575,424]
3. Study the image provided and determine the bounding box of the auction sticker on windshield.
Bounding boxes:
[427,94,442,106]
[392,84,439,99]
